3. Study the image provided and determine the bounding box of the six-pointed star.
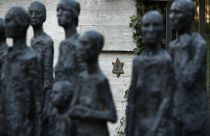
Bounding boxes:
[112,57,124,78]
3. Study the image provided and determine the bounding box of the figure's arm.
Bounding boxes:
[182,41,206,85]
[43,40,54,90]
[95,79,117,122]
[126,59,138,136]
[148,62,175,135]
[70,79,117,123]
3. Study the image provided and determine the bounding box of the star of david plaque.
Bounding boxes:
[112,57,124,78]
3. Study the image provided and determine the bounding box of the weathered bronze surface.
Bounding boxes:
[169,0,208,136]
[126,11,175,136]
[2,7,42,136]
[55,0,85,83]
[28,2,54,135]
[69,31,117,136]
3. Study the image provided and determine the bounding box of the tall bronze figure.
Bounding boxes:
[2,7,42,136]
[69,31,117,136]
[126,11,175,136]
[55,0,84,83]
[28,2,54,135]
[0,18,8,136]
[169,0,208,136]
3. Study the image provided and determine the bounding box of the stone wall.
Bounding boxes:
[0,0,136,135]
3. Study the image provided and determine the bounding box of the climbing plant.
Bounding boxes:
[129,1,144,55]
[129,1,166,55]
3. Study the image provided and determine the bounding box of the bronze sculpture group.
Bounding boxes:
[0,0,208,136]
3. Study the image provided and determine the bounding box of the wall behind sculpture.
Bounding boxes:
[0,0,136,135]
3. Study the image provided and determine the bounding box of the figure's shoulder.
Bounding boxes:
[23,47,38,61]
[59,40,69,49]
[169,40,178,49]
[132,55,144,67]
[192,33,206,48]
[160,49,172,62]
[61,42,76,53]
[41,33,54,47]
[133,56,141,63]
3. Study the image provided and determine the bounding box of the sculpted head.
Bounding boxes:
[0,18,6,41]
[51,81,73,109]
[142,11,163,47]
[5,6,30,38]
[57,0,80,27]
[28,1,46,28]
[80,31,104,63]
[170,0,195,31]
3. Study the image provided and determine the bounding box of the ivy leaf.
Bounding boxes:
[133,48,140,55]
[124,89,129,99]
[130,15,137,22]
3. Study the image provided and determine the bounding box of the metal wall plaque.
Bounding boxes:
[112,57,124,78]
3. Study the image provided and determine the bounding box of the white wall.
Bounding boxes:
[0,0,136,135]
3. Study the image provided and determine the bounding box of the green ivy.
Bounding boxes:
[129,1,166,55]
[129,2,144,55]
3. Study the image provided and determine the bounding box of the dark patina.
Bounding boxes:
[2,7,42,136]
[69,31,117,136]
[169,0,208,136]
[126,11,175,136]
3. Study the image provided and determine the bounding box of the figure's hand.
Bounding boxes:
[70,105,92,118]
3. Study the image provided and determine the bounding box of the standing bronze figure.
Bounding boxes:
[126,11,175,136]
[28,2,54,135]
[55,0,84,83]
[2,7,42,136]
[69,31,117,136]
[0,18,8,136]
[169,0,208,136]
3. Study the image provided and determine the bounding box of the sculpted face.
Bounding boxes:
[80,34,94,62]
[5,7,30,38]
[142,11,163,46]
[51,81,73,108]
[51,84,64,108]
[80,31,104,63]
[5,11,18,38]
[169,0,194,31]
[28,2,46,27]
[57,1,74,27]
[169,2,186,30]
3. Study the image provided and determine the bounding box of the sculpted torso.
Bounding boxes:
[2,47,40,136]
[70,71,117,136]
[54,34,79,82]
[31,32,54,89]
[131,50,174,136]
[169,33,208,130]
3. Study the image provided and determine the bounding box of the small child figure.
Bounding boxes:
[51,80,75,136]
